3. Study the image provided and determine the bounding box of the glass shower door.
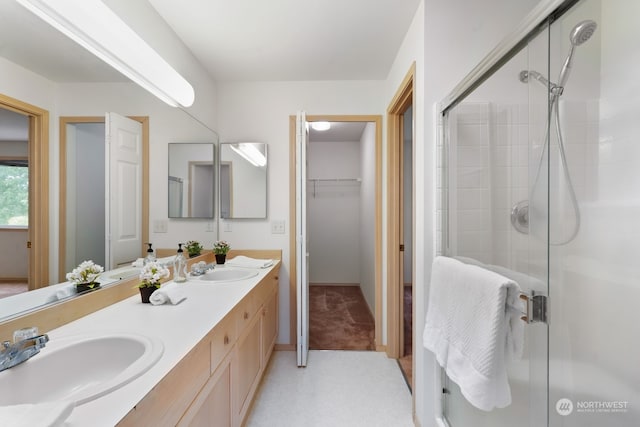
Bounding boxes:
[440,21,551,427]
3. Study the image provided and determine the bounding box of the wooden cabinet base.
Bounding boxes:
[119,265,280,427]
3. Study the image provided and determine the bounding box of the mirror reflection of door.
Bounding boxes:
[188,161,214,217]
[64,121,106,274]
[167,143,215,219]
[0,107,29,299]
[220,162,232,219]
[60,114,145,278]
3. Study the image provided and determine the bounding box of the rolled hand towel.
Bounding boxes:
[0,400,75,427]
[225,256,274,269]
[132,258,145,268]
[55,284,75,300]
[149,282,186,305]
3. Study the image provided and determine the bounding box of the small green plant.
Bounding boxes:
[66,260,103,287]
[138,261,170,288]
[213,240,231,255]
[184,240,204,257]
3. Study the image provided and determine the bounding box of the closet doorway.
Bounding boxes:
[289,114,382,357]
[387,63,415,391]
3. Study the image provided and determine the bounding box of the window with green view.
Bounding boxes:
[0,161,28,226]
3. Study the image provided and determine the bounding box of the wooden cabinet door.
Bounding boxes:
[233,312,262,425]
[262,288,278,364]
[183,362,232,427]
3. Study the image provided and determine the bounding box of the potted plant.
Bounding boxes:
[67,260,104,293]
[213,240,231,264]
[185,240,204,258]
[138,261,170,303]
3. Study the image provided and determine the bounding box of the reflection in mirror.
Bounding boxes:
[168,143,215,219]
[0,3,220,322]
[220,142,268,219]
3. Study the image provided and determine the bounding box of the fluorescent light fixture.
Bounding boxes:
[230,143,267,167]
[311,121,331,131]
[17,0,195,108]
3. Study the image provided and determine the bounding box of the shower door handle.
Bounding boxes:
[519,292,548,324]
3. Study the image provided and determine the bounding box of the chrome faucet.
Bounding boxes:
[0,333,49,372]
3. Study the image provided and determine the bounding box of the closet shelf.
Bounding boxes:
[307,178,361,198]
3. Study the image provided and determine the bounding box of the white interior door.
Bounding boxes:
[296,111,310,367]
[105,112,143,269]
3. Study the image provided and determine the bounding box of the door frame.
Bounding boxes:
[58,116,149,281]
[289,114,383,351]
[0,93,49,290]
[386,63,415,360]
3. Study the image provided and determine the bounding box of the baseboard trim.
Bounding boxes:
[376,344,387,352]
[0,278,28,283]
[309,282,360,287]
[275,344,295,351]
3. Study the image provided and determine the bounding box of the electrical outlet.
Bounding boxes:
[224,221,232,232]
[271,220,285,234]
[205,222,215,232]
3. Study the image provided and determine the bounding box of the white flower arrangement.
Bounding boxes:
[213,240,231,255]
[66,260,104,286]
[138,261,170,288]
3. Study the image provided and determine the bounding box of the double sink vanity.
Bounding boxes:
[0,250,281,427]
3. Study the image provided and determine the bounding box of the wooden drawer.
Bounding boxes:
[235,293,257,333]
[210,313,236,374]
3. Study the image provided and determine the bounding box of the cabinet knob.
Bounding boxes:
[224,335,229,345]
[244,312,249,320]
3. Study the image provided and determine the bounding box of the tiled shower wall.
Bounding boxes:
[443,102,530,270]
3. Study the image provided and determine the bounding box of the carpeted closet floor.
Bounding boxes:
[309,285,376,351]
[0,282,28,299]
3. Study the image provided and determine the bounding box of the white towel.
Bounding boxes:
[149,282,187,305]
[0,401,75,427]
[225,256,274,269]
[423,256,524,411]
[131,258,145,268]
[55,284,75,301]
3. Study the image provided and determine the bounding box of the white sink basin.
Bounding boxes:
[0,333,163,406]
[199,268,258,283]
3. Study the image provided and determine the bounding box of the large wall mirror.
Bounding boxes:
[220,142,268,219]
[168,143,215,218]
[0,3,220,322]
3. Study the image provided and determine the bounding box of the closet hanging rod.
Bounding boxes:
[307,178,361,182]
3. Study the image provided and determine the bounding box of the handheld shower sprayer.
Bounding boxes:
[513,19,597,244]
[557,20,598,92]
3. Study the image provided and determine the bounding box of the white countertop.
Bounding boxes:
[45,262,279,426]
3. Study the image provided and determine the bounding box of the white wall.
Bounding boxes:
[308,140,361,284]
[217,80,384,345]
[359,122,377,312]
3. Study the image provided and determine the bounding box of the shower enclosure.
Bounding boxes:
[437,0,639,426]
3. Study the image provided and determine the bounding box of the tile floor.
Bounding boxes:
[246,350,414,427]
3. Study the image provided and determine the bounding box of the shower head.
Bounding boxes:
[557,20,597,89]
[570,20,598,46]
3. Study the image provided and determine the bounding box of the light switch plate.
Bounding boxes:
[153,220,168,233]
[271,220,285,234]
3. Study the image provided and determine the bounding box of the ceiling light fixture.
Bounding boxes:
[16,0,195,108]
[311,121,331,131]
[230,143,267,167]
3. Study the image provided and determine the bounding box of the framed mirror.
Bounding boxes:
[220,142,268,219]
[168,143,215,218]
